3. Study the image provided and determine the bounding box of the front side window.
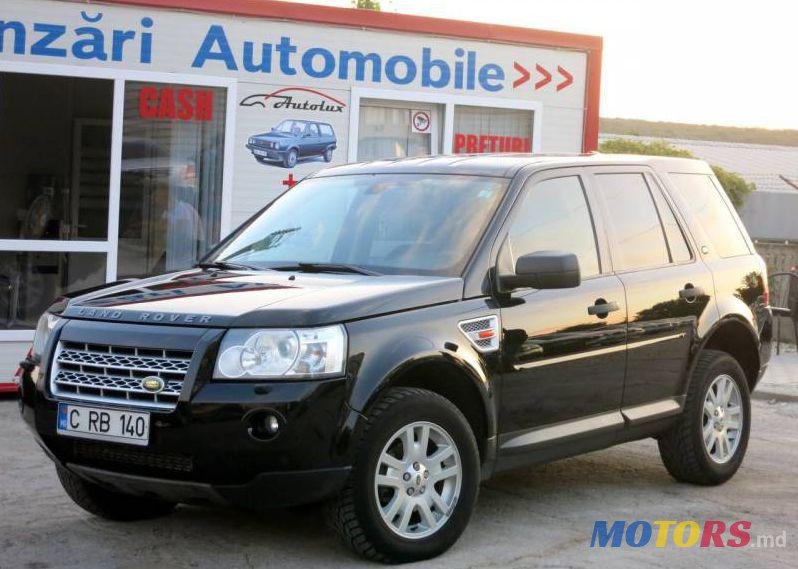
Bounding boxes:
[595,173,670,271]
[506,176,600,278]
[211,174,508,276]
[668,173,750,258]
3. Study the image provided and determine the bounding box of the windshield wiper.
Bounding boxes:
[197,260,260,271]
[272,262,380,276]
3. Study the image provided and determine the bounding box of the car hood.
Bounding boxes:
[59,269,464,328]
[252,132,293,141]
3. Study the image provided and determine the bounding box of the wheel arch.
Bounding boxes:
[694,316,761,391]
[355,354,496,467]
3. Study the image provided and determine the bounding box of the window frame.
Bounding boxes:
[491,167,608,291]
[644,172,695,265]
[666,171,752,259]
[586,166,686,275]
[0,60,237,339]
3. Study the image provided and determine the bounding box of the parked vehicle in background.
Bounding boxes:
[246,119,337,168]
[19,154,771,563]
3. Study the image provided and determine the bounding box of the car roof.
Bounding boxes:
[311,153,713,179]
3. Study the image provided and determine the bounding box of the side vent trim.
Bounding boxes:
[458,315,500,353]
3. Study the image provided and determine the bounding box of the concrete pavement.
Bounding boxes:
[1,369,796,568]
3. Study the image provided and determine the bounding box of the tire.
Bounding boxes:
[658,349,751,485]
[323,148,333,162]
[56,465,176,521]
[328,387,480,563]
[283,149,298,168]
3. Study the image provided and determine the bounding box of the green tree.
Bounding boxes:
[351,0,381,9]
[598,138,754,208]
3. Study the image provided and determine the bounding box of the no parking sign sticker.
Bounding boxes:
[411,110,431,133]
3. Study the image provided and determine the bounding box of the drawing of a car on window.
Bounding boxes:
[246,119,337,168]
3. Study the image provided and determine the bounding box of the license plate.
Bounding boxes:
[253,149,269,157]
[57,403,150,446]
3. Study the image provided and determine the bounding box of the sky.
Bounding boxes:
[295,0,797,130]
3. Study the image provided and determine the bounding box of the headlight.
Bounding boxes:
[214,325,346,380]
[32,313,60,359]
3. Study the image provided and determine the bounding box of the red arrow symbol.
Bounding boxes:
[513,62,530,88]
[556,66,573,91]
[535,64,551,90]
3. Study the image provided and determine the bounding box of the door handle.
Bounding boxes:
[587,299,619,318]
[679,283,704,302]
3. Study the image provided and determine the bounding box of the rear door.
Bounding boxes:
[304,122,322,156]
[589,167,714,419]
[497,169,628,453]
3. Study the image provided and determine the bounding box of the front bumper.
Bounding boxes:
[246,143,286,161]
[19,321,358,508]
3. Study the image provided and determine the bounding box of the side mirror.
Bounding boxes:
[499,251,581,291]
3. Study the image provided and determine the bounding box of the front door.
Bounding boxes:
[497,172,628,454]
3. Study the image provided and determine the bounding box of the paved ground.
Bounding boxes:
[1,355,796,569]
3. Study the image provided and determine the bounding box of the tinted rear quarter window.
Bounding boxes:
[668,173,750,258]
[594,173,670,271]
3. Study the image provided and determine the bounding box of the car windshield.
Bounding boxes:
[274,120,304,134]
[209,174,509,276]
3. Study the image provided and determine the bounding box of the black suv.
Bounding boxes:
[20,155,771,563]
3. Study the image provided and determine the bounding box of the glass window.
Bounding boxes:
[0,72,112,240]
[319,124,333,136]
[117,81,227,278]
[453,105,533,154]
[211,174,508,276]
[0,252,105,329]
[595,173,670,271]
[308,123,319,136]
[507,176,600,278]
[668,173,750,258]
[357,102,437,161]
[649,179,692,263]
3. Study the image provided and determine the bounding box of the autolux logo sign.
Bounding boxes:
[591,520,756,548]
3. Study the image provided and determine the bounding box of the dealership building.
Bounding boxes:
[0,0,602,379]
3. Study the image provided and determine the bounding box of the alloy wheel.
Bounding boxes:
[373,421,462,540]
[702,374,744,464]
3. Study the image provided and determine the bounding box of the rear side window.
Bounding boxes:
[319,124,334,136]
[668,174,750,258]
[508,176,600,278]
[308,123,320,136]
[649,179,692,263]
[594,173,669,271]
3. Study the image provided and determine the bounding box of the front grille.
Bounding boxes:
[50,341,192,411]
[74,442,194,473]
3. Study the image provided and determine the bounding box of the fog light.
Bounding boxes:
[264,414,279,435]
[246,411,283,441]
